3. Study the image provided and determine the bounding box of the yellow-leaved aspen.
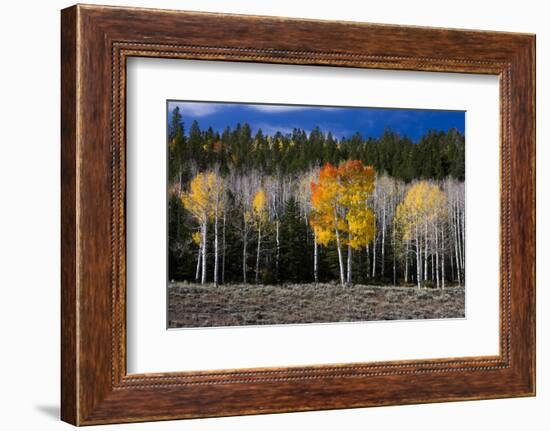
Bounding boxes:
[252,188,268,284]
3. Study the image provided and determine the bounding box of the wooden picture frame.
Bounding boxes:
[61,4,535,425]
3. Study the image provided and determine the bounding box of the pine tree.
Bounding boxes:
[279,198,309,283]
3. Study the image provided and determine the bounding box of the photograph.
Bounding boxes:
[166,101,466,328]
[52,3,536,426]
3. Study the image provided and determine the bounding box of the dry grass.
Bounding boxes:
[168,282,465,328]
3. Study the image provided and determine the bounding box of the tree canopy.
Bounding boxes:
[168,120,465,182]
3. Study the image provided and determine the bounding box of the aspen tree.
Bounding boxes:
[339,160,376,284]
[181,171,224,284]
[252,188,268,284]
[311,161,376,285]
[297,169,320,283]
[211,171,226,286]
[310,163,346,286]
[394,181,447,289]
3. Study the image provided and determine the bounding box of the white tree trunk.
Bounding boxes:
[453,205,461,286]
[242,216,248,284]
[431,252,435,282]
[200,220,207,284]
[213,208,219,286]
[424,220,428,283]
[365,244,370,279]
[195,242,201,282]
[255,224,262,284]
[372,236,377,278]
[441,225,445,289]
[334,210,345,286]
[434,226,439,289]
[346,242,352,285]
[404,240,408,283]
[415,226,421,289]
[313,231,319,283]
[460,202,465,273]
[221,213,226,284]
[454,200,463,284]
[392,234,396,285]
[450,246,455,282]
[381,196,386,278]
[275,219,280,280]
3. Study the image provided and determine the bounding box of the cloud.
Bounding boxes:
[169,102,224,117]
[247,105,314,113]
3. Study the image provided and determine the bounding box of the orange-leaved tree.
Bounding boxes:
[310,161,376,286]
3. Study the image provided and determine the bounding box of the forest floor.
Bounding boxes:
[168,282,465,328]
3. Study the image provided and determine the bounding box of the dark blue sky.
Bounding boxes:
[167,100,465,143]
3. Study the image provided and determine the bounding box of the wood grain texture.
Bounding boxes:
[60,5,78,425]
[60,4,535,425]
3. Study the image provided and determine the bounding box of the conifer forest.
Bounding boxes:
[167,102,466,328]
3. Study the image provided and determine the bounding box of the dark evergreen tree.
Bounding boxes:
[167,106,185,183]
[167,194,194,281]
[279,198,310,283]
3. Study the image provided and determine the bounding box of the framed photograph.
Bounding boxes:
[61,4,535,425]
